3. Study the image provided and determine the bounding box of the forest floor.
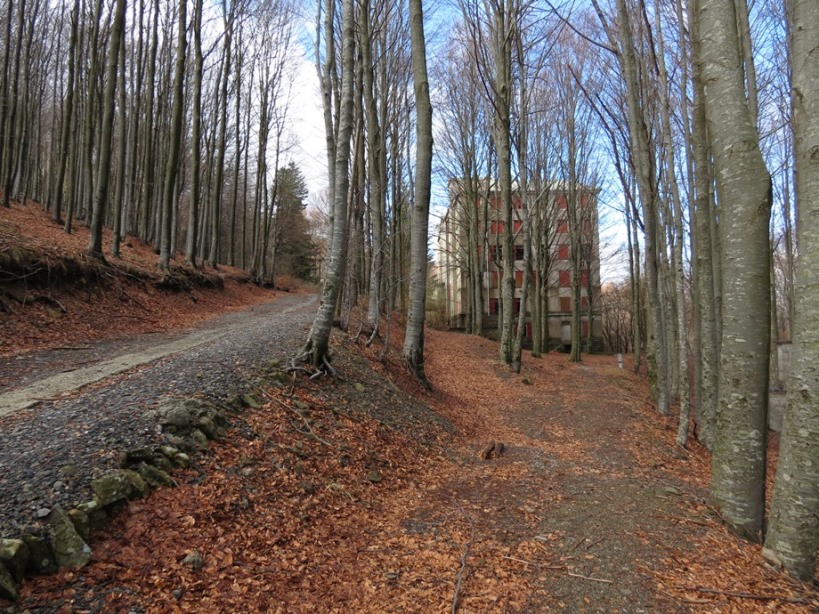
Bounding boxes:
[2,201,819,612]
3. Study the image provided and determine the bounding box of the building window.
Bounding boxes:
[515,245,524,260]
[556,194,568,209]
[490,221,504,234]
[559,270,570,287]
[513,195,523,209]
[489,298,499,314]
[581,270,589,286]
[557,221,568,233]
[560,296,571,312]
[514,298,521,314]
[513,220,523,233]
[558,244,569,260]
[515,270,524,288]
[489,245,503,261]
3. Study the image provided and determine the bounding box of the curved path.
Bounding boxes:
[0,293,317,535]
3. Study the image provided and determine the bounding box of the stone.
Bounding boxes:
[35,508,51,519]
[367,471,382,483]
[91,471,133,507]
[0,539,30,581]
[354,382,366,392]
[58,464,78,476]
[150,454,174,473]
[521,377,532,385]
[67,509,90,542]
[122,469,150,498]
[225,394,245,411]
[196,416,219,440]
[0,563,17,602]
[21,535,57,575]
[158,400,197,430]
[137,463,175,488]
[182,551,204,570]
[159,445,180,459]
[172,453,191,468]
[189,429,209,451]
[241,394,261,409]
[49,507,91,569]
[75,502,109,532]
[293,400,309,411]
[125,448,156,464]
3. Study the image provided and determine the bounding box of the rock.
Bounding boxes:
[75,502,108,531]
[58,464,78,476]
[241,394,261,409]
[0,563,17,602]
[354,382,366,392]
[182,551,204,570]
[137,463,175,488]
[0,539,30,581]
[521,377,532,385]
[225,394,244,411]
[367,471,382,484]
[189,429,209,451]
[91,471,133,507]
[49,507,91,569]
[172,453,191,468]
[21,534,57,575]
[293,400,309,411]
[35,508,51,519]
[159,445,180,459]
[196,416,219,440]
[125,448,156,464]
[67,509,90,542]
[158,401,196,431]
[150,454,174,473]
[122,469,151,498]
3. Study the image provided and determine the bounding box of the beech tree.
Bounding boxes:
[763,0,819,578]
[698,0,772,540]
[300,0,356,370]
[403,0,432,386]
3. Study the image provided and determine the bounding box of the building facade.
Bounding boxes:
[437,179,603,350]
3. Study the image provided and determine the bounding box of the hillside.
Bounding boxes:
[0,202,283,357]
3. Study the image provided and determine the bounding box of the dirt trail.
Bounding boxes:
[0,295,316,416]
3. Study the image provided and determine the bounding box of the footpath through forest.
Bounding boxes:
[2,294,817,612]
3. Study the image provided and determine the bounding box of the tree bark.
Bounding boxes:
[764,0,819,578]
[403,0,432,387]
[87,0,126,258]
[301,0,356,369]
[158,0,187,270]
[699,0,772,541]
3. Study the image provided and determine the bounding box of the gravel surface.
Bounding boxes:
[0,293,317,539]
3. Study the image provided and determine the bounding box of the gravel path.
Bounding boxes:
[0,292,317,539]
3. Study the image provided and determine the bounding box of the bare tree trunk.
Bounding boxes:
[403,0,432,387]
[52,0,79,223]
[763,0,819,578]
[87,0,126,258]
[301,0,356,369]
[111,29,127,258]
[185,0,203,266]
[699,0,772,541]
[158,0,187,270]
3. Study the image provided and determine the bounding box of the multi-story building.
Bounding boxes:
[437,179,603,351]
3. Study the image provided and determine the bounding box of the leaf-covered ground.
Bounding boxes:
[9,321,819,613]
[1,203,281,358]
[3,201,817,612]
